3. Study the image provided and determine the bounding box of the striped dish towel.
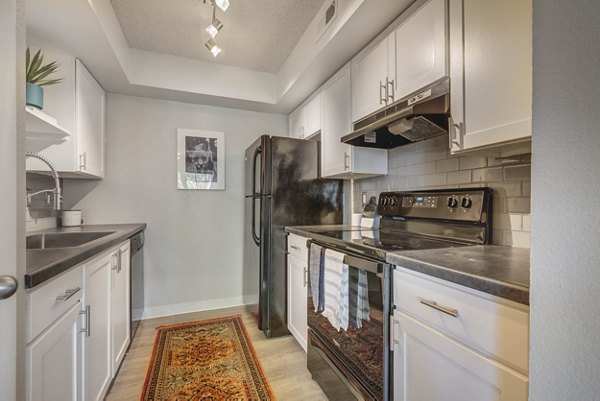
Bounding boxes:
[356,270,370,328]
[322,249,348,331]
[308,243,324,312]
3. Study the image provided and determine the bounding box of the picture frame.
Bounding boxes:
[177,128,225,190]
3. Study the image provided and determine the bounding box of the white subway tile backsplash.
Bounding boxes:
[504,164,532,180]
[472,167,503,182]
[436,158,459,173]
[447,170,472,184]
[459,156,487,170]
[352,135,531,248]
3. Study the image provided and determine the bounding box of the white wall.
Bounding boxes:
[64,94,288,318]
[530,1,600,400]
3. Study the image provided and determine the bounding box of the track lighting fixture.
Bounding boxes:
[205,38,222,57]
[214,0,230,11]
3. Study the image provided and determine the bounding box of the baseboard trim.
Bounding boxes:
[140,296,247,320]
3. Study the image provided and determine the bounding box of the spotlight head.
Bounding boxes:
[205,38,222,57]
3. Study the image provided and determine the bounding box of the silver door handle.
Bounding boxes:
[344,152,350,170]
[111,253,118,271]
[419,298,459,318]
[303,267,308,287]
[448,117,464,149]
[379,81,387,105]
[0,275,18,300]
[79,305,91,337]
[79,152,87,170]
[290,245,301,251]
[387,78,395,103]
[117,249,122,273]
[56,287,81,301]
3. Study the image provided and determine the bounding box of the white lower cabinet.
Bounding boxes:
[83,251,113,401]
[26,304,81,401]
[111,241,131,375]
[26,239,132,401]
[287,233,308,351]
[392,268,529,401]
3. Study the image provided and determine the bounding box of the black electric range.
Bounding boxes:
[303,188,493,401]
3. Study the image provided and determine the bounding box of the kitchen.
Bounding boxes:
[1,0,599,400]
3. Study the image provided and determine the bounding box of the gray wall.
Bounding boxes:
[64,94,288,318]
[353,135,532,247]
[530,1,600,400]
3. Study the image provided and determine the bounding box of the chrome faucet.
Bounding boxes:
[25,152,62,210]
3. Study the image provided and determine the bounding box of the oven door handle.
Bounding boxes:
[343,254,383,274]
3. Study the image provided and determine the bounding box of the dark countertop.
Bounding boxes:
[26,223,146,289]
[386,246,530,305]
[285,225,530,305]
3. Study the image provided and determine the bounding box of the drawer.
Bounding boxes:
[27,266,83,343]
[287,233,308,261]
[393,268,529,373]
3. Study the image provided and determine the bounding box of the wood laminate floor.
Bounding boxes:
[106,306,328,400]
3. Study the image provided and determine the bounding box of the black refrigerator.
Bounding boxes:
[243,135,343,338]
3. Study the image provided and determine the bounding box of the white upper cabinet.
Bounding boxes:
[449,0,532,153]
[352,38,391,122]
[26,48,105,179]
[392,0,447,100]
[321,65,388,179]
[289,106,305,139]
[75,59,105,177]
[352,0,448,123]
[289,94,321,139]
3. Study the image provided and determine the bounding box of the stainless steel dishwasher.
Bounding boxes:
[130,231,144,340]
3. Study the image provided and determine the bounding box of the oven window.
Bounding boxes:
[308,264,384,400]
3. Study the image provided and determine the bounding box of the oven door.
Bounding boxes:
[307,251,391,401]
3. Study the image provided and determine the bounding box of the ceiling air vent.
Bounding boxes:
[316,0,337,41]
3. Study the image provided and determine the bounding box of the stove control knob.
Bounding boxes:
[447,196,459,209]
[390,197,397,207]
[461,197,473,209]
[381,197,389,207]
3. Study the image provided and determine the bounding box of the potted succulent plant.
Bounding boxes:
[25,47,62,110]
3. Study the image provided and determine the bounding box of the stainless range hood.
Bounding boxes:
[342,77,449,149]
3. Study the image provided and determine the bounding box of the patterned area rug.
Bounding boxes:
[140,316,275,400]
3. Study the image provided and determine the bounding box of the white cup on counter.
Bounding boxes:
[60,210,83,227]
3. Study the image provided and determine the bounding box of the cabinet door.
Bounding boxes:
[321,67,353,178]
[393,0,447,100]
[76,59,105,178]
[83,252,112,401]
[111,242,131,376]
[26,304,81,401]
[392,311,528,401]
[352,37,390,122]
[304,94,322,138]
[287,253,308,351]
[288,107,305,139]
[449,0,532,153]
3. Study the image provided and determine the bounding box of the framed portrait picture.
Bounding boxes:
[177,129,225,190]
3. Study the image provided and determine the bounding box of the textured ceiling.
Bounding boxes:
[111,0,326,73]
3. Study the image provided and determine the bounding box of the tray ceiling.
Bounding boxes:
[111,0,325,73]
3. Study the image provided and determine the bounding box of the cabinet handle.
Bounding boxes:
[111,253,118,271]
[379,81,388,105]
[79,305,91,337]
[448,117,464,150]
[79,152,87,170]
[303,267,308,287]
[387,78,395,103]
[55,287,81,301]
[117,249,122,273]
[344,152,350,170]
[419,298,459,318]
[290,245,301,251]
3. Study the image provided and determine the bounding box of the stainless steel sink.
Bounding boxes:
[26,231,115,250]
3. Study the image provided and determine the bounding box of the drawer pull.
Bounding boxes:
[56,287,81,301]
[419,298,459,318]
[79,305,91,337]
[290,245,301,251]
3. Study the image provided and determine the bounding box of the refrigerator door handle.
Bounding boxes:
[251,146,262,246]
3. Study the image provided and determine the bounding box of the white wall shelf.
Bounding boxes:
[25,106,71,141]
